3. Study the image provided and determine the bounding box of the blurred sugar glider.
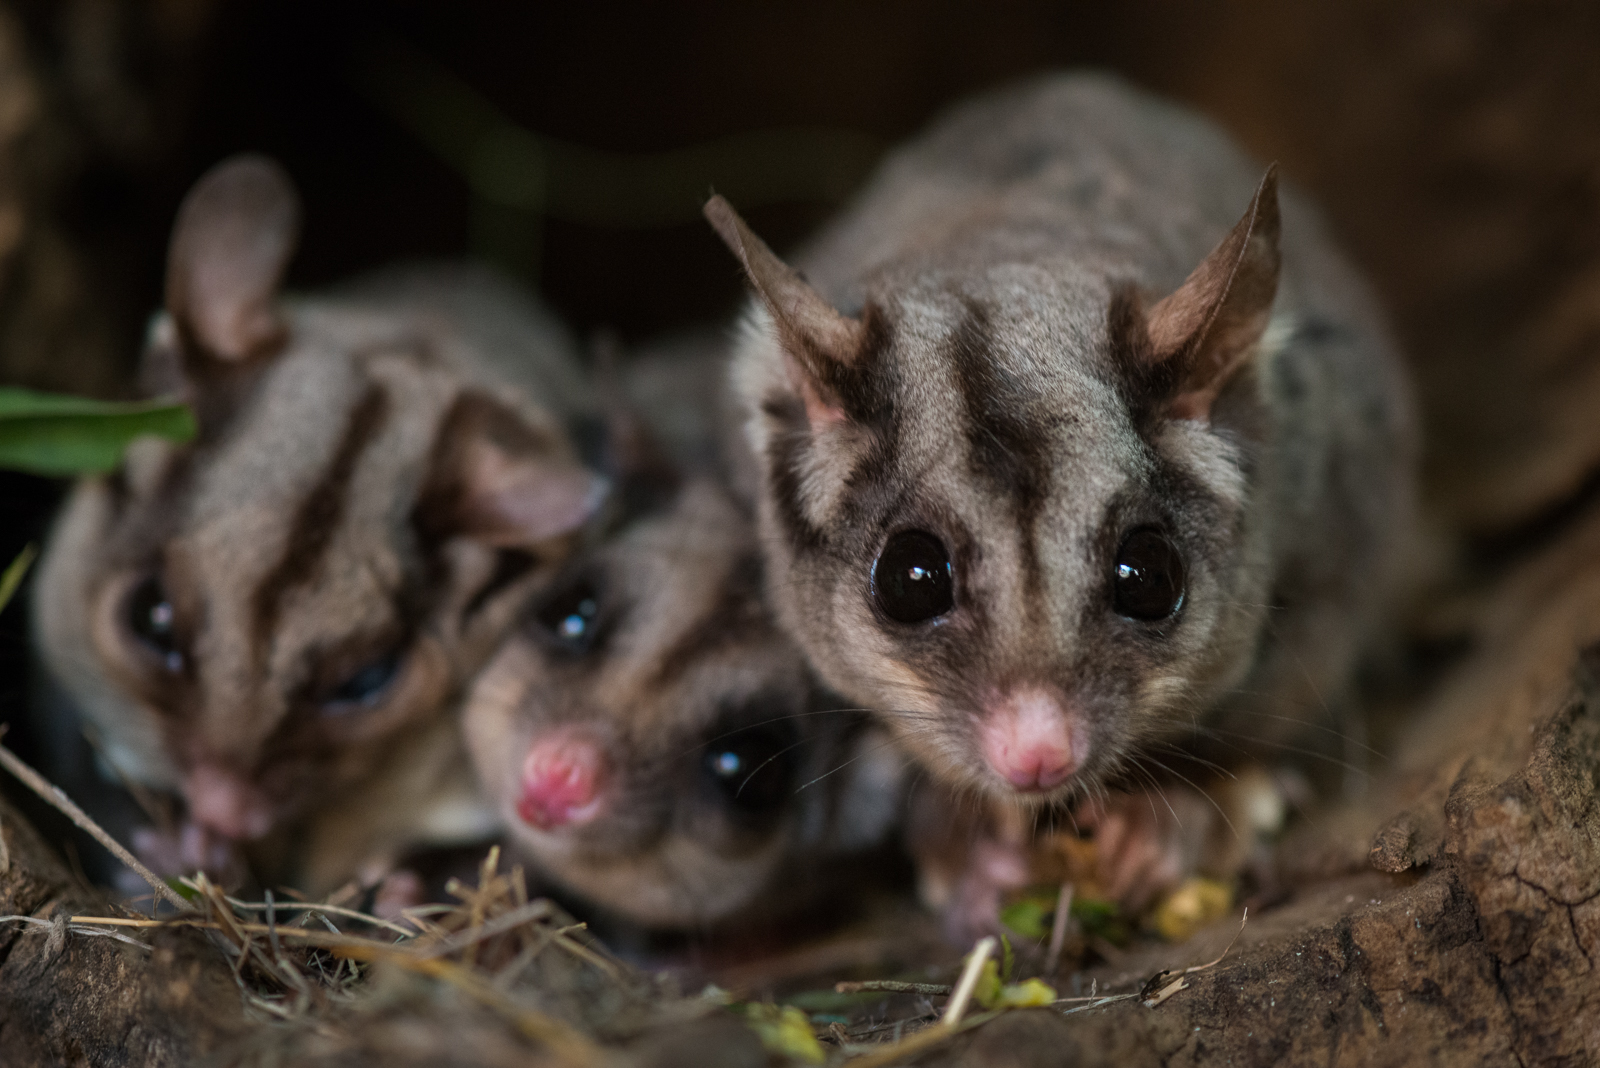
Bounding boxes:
[463,476,904,930]
[705,74,1418,924]
[33,155,608,893]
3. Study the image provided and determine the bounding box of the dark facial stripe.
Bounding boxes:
[251,383,391,657]
[645,552,768,691]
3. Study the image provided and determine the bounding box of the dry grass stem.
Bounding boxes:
[0,731,189,912]
[942,935,996,1026]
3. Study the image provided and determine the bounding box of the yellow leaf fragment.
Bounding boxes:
[1152,877,1233,942]
[993,978,1058,1008]
[746,1003,826,1064]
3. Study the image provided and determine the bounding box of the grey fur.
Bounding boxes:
[718,73,1418,811]
[33,156,604,894]
[463,479,903,929]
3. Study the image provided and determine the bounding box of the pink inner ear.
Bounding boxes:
[461,441,609,547]
[165,155,300,362]
[783,348,847,427]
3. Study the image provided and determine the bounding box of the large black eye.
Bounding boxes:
[323,651,403,714]
[533,579,601,655]
[1112,528,1186,621]
[127,575,183,673]
[702,726,796,818]
[872,530,954,623]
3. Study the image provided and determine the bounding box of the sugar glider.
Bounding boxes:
[705,73,1418,925]
[463,477,903,930]
[33,155,608,893]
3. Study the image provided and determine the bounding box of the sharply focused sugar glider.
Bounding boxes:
[705,74,1418,925]
[33,155,608,892]
[463,477,904,930]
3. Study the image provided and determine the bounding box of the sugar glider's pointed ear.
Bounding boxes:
[704,195,866,427]
[1140,166,1281,422]
[164,154,300,364]
[417,393,610,550]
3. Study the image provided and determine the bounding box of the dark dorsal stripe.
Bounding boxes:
[251,383,391,659]
[949,299,1056,520]
[948,299,1058,603]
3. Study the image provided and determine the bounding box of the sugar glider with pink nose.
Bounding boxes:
[705,74,1418,924]
[463,478,904,930]
[33,155,608,893]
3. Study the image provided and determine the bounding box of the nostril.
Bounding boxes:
[978,687,1084,794]
[518,732,607,830]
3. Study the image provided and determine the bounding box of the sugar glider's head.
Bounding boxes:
[706,173,1284,809]
[34,155,607,851]
[463,480,900,930]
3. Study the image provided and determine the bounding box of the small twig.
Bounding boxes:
[412,899,554,959]
[834,980,954,996]
[0,732,189,912]
[221,895,417,938]
[943,935,996,1026]
[0,914,154,952]
[548,925,623,981]
[1140,908,1251,1009]
[1184,907,1249,974]
[1057,993,1139,1015]
[264,890,282,962]
[1045,881,1074,974]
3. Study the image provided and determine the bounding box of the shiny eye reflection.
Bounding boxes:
[127,575,184,673]
[872,530,954,624]
[702,726,795,817]
[534,580,602,655]
[1112,527,1187,621]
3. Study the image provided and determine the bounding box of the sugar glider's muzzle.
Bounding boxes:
[976,686,1086,793]
[516,728,609,830]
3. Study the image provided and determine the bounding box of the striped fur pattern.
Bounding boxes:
[33,157,605,893]
[717,75,1418,818]
[463,479,903,929]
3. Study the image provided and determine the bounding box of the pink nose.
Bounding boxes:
[518,732,607,830]
[978,687,1081,792]
[182,763,274,840]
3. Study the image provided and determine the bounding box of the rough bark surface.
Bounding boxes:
[0,793,253,1067]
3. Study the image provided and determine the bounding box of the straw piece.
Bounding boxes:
[943,936,996,1026]
[0,733,189,912]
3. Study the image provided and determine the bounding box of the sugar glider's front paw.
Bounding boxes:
[932,835,1034,945]
[131,820,250,888]
[1081,786,1219,914]
[371,869,427,920]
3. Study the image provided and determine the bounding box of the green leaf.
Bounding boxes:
[1000,932,1015,982]
[0,388,196,476]
[744,1003,826,1064]
[1072,896,1131,946]
[999,896,1052,940]
[0,544,36,614]
[165,877,200,902]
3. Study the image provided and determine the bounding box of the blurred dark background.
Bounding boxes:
[2,0,1600,829]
